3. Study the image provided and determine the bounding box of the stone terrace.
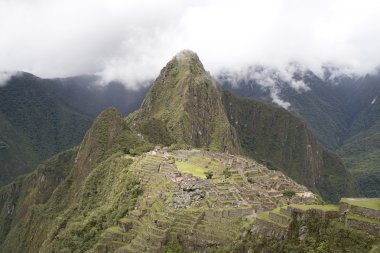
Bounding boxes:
[252,199,380,241]
[340,198,380,236]
[94,150,318,253]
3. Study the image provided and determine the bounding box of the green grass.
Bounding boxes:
[176,161,207,178]
[257,211,287,228]
[272,207,289,216]
[348,214,380,225]
[189,156,210,167]
[341,198,380,210]
[175,158,225,181]
[257,211,270,220]
[290,204,339,211]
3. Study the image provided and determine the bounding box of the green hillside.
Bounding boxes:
[0,51,366,252]
[0,73,146,187]
[338,124,380,197]
[219,68,380,197]
[222,91,358,201]
[129,50,239,153]
[0,74,92,186]
[0,108,143,252]
[126,50,357,201]
[0,106,371,252]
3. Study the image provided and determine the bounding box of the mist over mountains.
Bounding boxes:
[218,65,380,196]
[0,72,147,186]
[1,61,380,197]
[1,0,380,251]
[0,49,379,252]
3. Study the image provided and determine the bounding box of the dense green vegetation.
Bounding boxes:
[219,69,380,197]
[0,51,372,252]
[126,50,357,202]
[222,91,358,202]
[129,50,239,153]
[338,131,380,197]
[0,72,146,187]
[0,108,143,252]
[0,74,92,186]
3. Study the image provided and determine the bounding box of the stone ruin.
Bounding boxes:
[94,150,320,253]
[166,173,207,209]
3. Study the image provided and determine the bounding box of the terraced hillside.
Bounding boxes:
[92,149,317,253]
[126,50,358,202]
[242,198,380,252]
[0,51,369,252]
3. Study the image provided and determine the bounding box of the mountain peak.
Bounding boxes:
[130,51,239,153]
[174,49,199,62]
[170,49,206,74]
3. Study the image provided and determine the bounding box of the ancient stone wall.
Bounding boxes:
[204,207,254,218]
[252,218,287,240]
[268,212,290,226]
[340,202,380,220]
[289,207,340,220]
[347,218,380,236]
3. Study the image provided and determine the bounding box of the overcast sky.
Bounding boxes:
[1,0,380,87]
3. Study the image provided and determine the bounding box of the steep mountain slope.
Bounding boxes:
[0,106,321,252]
[222,91,358,201]
[0,108,146,252]
[0,112,39,186]
[217,68,355,150]
[0,73,147,186]
[129,50,239,153]
[0,51,368,253]
[126,50,357,201]
[218,67,380,197]
[337,73,380,197]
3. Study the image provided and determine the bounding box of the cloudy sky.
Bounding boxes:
[1,0,380,87]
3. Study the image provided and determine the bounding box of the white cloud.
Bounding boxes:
[270,88,291,109]
[0,71,20,87]
[0,0,380,87]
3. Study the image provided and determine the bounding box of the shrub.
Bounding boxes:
[282,189,296,199]
[204,171,214,179]
[222,168,232,178]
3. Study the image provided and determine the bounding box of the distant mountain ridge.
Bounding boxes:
[218,66,380,196]
[0,72,147,186]
[0,51,367,253]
